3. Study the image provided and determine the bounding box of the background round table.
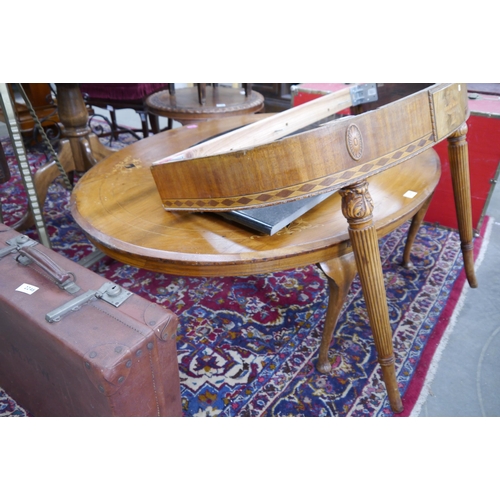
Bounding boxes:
[145,86,265,125]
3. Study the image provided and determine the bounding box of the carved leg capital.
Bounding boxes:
[340,180,374,227]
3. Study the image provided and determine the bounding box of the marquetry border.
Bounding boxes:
[161,133,435,211]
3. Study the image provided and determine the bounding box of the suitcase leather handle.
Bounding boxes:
[18,244,76,289]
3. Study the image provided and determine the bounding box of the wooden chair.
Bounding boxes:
[80,83,170,140]
[0,84,59,141]
[147,83,477,413]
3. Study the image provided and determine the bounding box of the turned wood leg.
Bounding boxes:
[149,113,161,133]
[448,123,478,288]
[340,180,403,413]
[198,83,207,105]
[316,253,357,373]
[56,84,115,172]
[138,111,150,138]
[402,195,434,268]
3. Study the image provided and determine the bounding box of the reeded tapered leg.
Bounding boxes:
[316,252,357,373]
[340,180,403,413]
[402,195,434,268]
[448,123,478,288]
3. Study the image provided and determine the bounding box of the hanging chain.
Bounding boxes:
[16,84,73,191]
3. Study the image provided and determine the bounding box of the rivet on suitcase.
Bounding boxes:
[0,223,182,417]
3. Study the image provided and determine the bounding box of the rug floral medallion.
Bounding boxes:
[0,136,467,417]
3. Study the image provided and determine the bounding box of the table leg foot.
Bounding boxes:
[316,253,357,373]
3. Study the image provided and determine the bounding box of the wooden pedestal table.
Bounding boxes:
[16,83,115,232]
[71,114,445,414]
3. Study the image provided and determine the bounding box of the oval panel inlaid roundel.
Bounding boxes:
[346,124,363,161]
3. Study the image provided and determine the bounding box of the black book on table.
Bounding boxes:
[221,191,333,235]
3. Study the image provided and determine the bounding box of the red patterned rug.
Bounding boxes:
[0,135,490,417]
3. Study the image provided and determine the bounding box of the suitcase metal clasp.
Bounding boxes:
[0,235,37,258]
[46,282,133,323]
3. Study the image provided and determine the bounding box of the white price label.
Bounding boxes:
[403,190,417,199]
[16,283,39,295]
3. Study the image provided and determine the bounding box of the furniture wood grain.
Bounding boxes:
[151,84,466,211]
[153,85,353,164]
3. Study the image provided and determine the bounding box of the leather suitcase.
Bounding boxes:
[0,223,182,417]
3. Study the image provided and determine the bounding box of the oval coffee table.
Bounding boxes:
[71,113,441,413]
